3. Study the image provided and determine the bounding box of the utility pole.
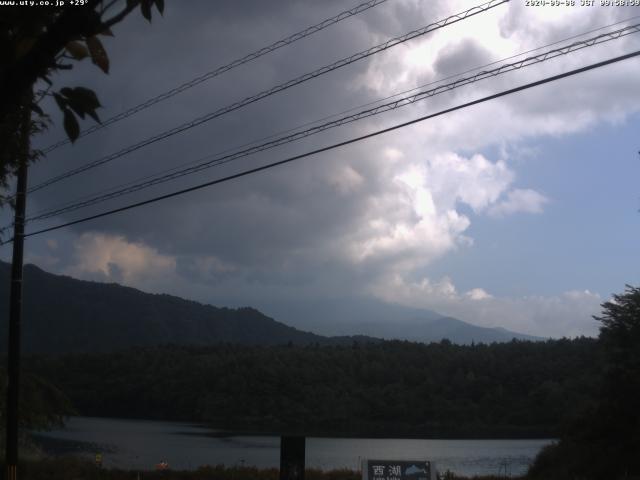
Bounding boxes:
[5,94,31,480]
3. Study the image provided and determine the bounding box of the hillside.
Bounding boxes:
[0,262,372,353]
[1,261,538,353]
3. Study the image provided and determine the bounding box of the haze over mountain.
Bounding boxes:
[258,297,543,344]
[0,261,539,354]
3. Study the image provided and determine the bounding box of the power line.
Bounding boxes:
[27,0,509,195]
[26,22,640,222]
[20,12,640,224]
[26,14,640,222]
[40,0,391,154]
[11,15,640,228]
[2,48,636,245]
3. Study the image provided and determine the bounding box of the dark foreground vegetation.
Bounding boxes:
[2,286,638,479]
[526,285,640,480]
[17,457,517,480]
[23,337,599,438]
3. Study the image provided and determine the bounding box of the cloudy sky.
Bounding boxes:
[2,0,639,338]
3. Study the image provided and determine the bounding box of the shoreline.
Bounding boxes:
[61,414,559,441]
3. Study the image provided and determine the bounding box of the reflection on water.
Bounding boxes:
[33,417,553,477]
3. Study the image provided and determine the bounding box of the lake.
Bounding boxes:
[32,417,554,478]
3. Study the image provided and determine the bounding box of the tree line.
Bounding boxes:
[23,336,599,438]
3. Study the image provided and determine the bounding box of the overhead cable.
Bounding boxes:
[40,0,391,153]
[26,22,640,222]
[28,0,509,194]
[1,48,635,245]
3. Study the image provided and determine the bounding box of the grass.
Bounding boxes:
[16,457,526,480]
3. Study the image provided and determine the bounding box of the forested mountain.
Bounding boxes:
[25,337,600,438]
[0,262,538,353]
[0,262,374,353]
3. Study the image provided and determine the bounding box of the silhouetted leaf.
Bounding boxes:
[100,26,114,37]
[63,109,80,143]
[68,87,101,110]
[86,36,109,74]
[141,0,153,21]
[66,103,85,119]
[52,92,66,110]
[155,0,164,15]
[65,41,89,60]
[85,109,101,123]
[61,87,102,123]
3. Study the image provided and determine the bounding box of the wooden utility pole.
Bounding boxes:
[5,94,31,480]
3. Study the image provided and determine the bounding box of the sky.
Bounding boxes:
[2,0,640,338]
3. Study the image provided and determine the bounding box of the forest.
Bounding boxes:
[23,337,599,438]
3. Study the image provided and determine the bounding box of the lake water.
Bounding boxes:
[33,417,554,478]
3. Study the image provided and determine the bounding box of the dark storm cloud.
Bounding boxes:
[7,0,633,339]
[23,0,441,265]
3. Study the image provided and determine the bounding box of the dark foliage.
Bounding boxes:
[528,285,640,479]
[0,0,164,207]
[19,458,282,480]
[0,368,74,432]
[19,457,521,480]
[25,337,599,438]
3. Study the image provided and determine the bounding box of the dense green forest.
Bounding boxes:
[25,337,599,438]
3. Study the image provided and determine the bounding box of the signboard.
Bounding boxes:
[363,460,434,480]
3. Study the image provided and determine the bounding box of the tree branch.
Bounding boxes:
[102,1,140,29]
[101,0,120,15]
[0,0,138,122]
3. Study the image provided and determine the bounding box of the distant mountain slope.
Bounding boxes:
[0,261,540,353]
[0,262,372,354]
[258,297,542,344]
[409,315,542,344]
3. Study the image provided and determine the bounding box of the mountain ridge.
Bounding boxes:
[0,261,539,353]
[257,297,543,344]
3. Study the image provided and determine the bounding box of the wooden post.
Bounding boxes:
[4,92,31,480]
[280,436,305,480]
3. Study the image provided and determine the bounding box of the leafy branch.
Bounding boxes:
[0,0,166,205]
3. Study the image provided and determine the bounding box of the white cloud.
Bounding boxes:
[336,142,546,275]
[65,232,177,286]
[488,188,549,217]
[358,0,640,155]
[371,273,458,302]
[369,273,602,337]
[327,165,365,195]
[426,153,513,213]
[466,288,493,301]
